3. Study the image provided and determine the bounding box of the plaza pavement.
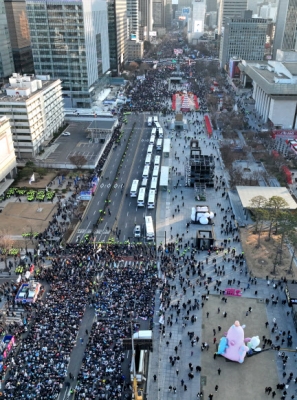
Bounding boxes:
[147,110,297,400]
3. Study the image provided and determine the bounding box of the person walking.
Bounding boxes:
[153,374,157,381]
[218,368,221,375]
[215,385,218,392]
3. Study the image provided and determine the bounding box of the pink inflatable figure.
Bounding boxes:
[223,321,249,363]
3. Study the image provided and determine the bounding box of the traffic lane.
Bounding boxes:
[92,115,148,241]
[76,117,137,233]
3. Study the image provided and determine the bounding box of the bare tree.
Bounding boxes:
[0,230,15,270]
[266,196,289,239]
[249,195,268,247]
[68,155,88,169]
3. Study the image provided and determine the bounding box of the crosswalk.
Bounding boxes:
[5,307,24,325]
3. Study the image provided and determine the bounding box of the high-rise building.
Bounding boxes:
[0,0,14,78]
[273,0,297,59]
[127,0,139,40]
[191,0,206,37]
[0,74,64,158]
[218,0,247,34]
[219,11,270,68]
[153,0,165,28]
[107,0,127,75]
[4,0,34,74]
[139,0,153,40]
[26,0,110,109]
[206,0,218,12]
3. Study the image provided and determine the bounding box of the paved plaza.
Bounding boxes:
[147,110,297,400]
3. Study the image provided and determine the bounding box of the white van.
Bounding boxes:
[158,128,164,138]
[151,128,157,136]
[152,165,159,178]
[134,225,141,237]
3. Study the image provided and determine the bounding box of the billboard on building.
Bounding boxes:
[149,31,157,36]
[130,33,137,40]
[179,16,186,20]
[182,7,190,14]
[229,59,240,79]
[194,20,203,32]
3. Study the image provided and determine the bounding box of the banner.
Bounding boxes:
[29,173,35,185]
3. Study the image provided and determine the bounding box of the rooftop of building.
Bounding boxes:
[239,60,297,95]
[0,74,61,103]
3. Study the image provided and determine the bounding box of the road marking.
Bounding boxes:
[127,211,129,216]
[114,184,118,188]
[93,211,96,215]
[107,184,111,188]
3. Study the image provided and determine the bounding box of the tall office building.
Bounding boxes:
[153,0,165,28]
[218,0,247,34]
[4,0,34,74]
[0,0,14,78]
[273,0,297,59]
[219,11,270,68]
[206,0,218,12]
[139,0,153,40]
[26,0,110,109]
[107,0,127,75]
[191,0,206,36]
[127,0,139,40]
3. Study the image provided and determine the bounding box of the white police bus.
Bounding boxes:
[137,187,146,207]
[130,179,139,197]
[145,216,155,241]
[147,189,156,209]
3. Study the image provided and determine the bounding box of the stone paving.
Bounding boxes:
[148,111,297,400]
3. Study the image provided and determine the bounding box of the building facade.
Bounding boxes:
[139,0,153,40]
[0,116,17,183]
[0,74,64,158]
[107,0,127,75]
[4,0,34,74]
[219,13,270,68]
[0,0,14,78]
[239,60,297,129]
[127,40,144,59]
[153,0,165,28]
[217,0,247,34]
[127,0,139,40]
[191,0,206,37]
[26,0,110,109]
[273,0,297,59]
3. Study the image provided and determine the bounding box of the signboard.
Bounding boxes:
[79,190,92,201]
[149,31,157,37]
[179,16,186,20]
[130,33,137,40]
[174,48,183,55]
[194,20,203,32]
[182,7,190,14]
[136,75,146,80]
[229,59,240,79]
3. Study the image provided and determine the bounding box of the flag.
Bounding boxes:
[29,173,35,185]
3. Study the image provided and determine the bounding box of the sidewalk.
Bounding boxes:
[148,111,297,400]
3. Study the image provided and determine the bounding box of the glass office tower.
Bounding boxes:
[26,0,110,108]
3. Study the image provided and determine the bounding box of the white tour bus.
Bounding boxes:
[147,189,156,209]
[147,117,152,127]
[158,128,164,138]
[154,155,160,166]
[149,135,155,145]
[147,144,154,154]
[150,176,158,192]
[137,187,146,207]
[156,138,163,151]
[151,128,157,136]
[142,165,150,179]
[145,153,152,165]
[145,216,155,241]
[130,179,139,197]
[153,116,158,125]
[152,165,160,178]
